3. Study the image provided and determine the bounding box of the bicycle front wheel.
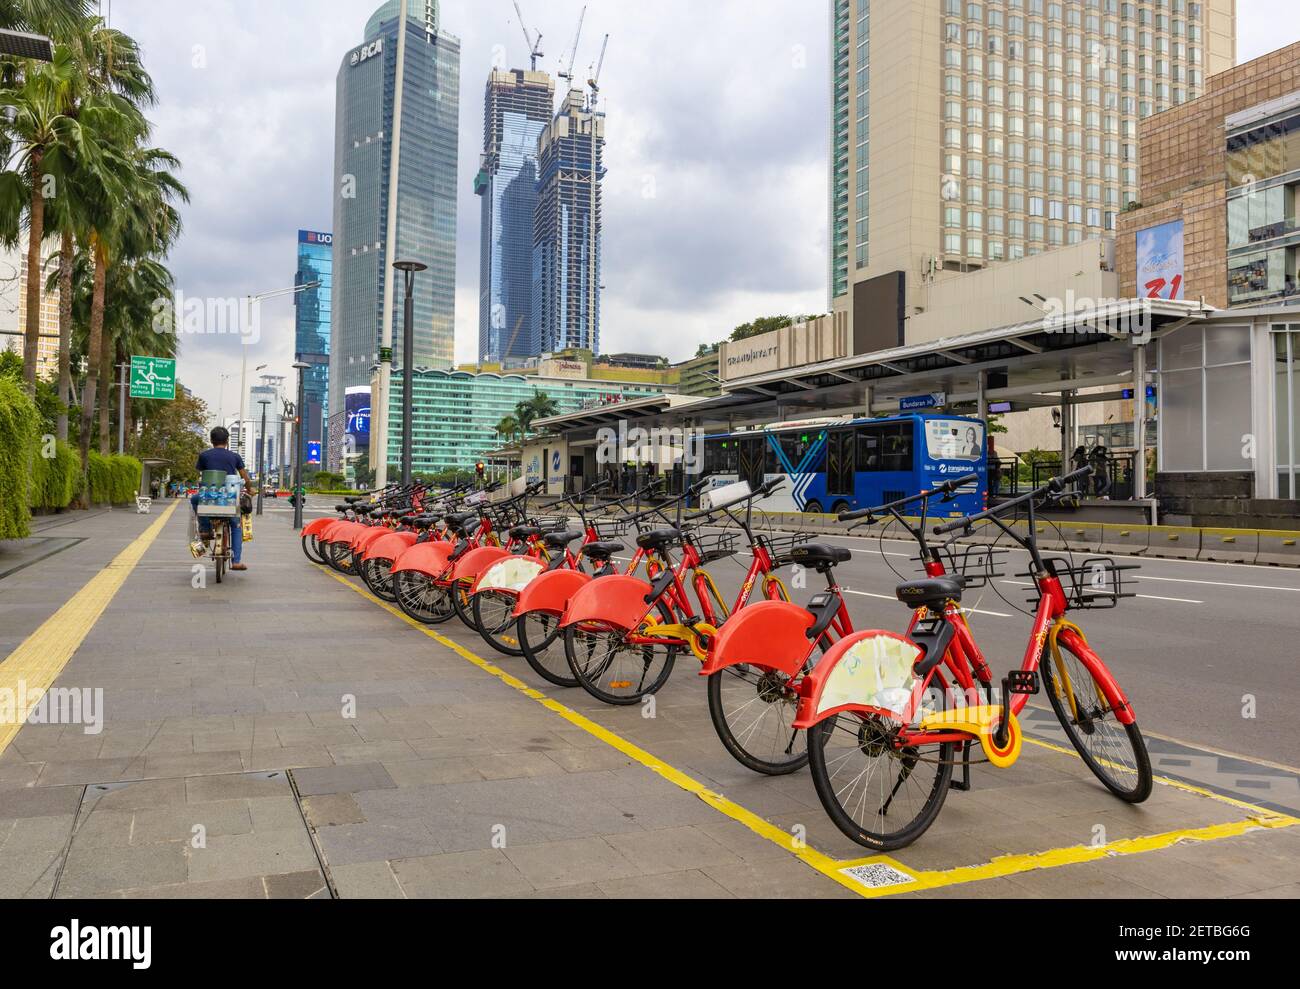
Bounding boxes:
[806,715,953,851]
[361,557,398,602]
[395,571,455,625]
[1042,633,1152,803]
[519,611,576,687]
[564,603,678,706]
[473,590,525,656]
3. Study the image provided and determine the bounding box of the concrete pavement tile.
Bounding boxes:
[315,821,442,866]
[381,757,482,787]
[118,876,268,898]
[503,883,608,899]
[327,740,420,765]
[330,860,405,898]
[406,735,501,758]
[0,761,43,789]
[468,751,565,780]
[0,784,82,819]
[390,849,534,898]
[57,841,189,898]
[1003,860,1167,898]
[82,778,187,811]
[697,820,802,864]
[186,770,292,802]
[264,869,330,899]
[192,732,256,753]
[241,746,333,772]
[596,869,735,899]
[249,795,305,832]
[605,826,744,875]
[275,726,362,747]
[34,758,140,787]
[293,762,396,796]
[543,747,636,774]
[1230,882,1300,898]
[142,751,244,778]
[188,828,320,883]
[502,836,642,889]
[301,793,367,828]
[133,800,254,845]
[701,858,861,899]
[1087,851,1259,898]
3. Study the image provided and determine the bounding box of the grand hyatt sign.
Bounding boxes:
[718,312,850,382]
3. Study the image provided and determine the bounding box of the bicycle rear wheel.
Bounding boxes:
[473,590,524,656]
[326,539,355,574]
[361,557,398,602]
[707,665,808,775]
[806,715,953,851]
[564,603,678,706]
[395,571,455,624]
[449,580,477,630]
[1042,634,1152,803]
[518,611,576,687]
[302,531,327,564]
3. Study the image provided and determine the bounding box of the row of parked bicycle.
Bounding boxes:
[300,468,1152,850]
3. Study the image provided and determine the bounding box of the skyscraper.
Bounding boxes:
[330,0,460,460]
[294,230,332,448]
[475,69,554,364]
[829,0,1237,350]
[533,87,606,355]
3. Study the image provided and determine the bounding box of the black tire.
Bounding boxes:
[519,611,576,687]
[325,540,355,574]
[395,571,455,624]
[806,714,953,851]
[302,531,327,564]
[707,665,809,776]
[803,500,823,515]
[473,590,525,656]
[1041,639,1153,803]
[361,557,398,602]
[449,579,477,630]
[563,602,678,706]
[831,500,850,516]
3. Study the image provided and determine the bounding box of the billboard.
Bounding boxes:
[344,386,371,457]
[1136,220,1185,301]
[306,441,322,465]
[298,229,333,246]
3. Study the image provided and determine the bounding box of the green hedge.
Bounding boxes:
[87,451,143,505]
[30,440,81,511]
[0,377,39,539]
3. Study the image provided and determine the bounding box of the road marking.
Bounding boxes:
[1135,593,1204,604]
[320,563,1297,900]
[1139,574,1300,593]
[0,502,178,757]
[842,589,1012,618]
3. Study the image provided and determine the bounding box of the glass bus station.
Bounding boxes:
[521,299,1300,530]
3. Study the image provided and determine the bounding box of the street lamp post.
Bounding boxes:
[292,361,310,531]
[392,259,427,487]
[256,399,271,516]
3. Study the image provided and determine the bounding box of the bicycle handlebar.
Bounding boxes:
[932,466,1093,535]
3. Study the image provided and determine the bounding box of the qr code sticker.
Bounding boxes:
[840,863,916,889]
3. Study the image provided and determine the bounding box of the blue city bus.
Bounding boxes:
[698,413,988,516]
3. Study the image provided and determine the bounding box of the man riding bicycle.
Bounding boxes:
[192,426,254,571]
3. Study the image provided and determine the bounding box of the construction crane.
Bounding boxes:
[558,5,586,88]
[512,1,543,71]
[587,33,609,106]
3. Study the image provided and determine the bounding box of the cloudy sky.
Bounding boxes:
[106,0,1297,422]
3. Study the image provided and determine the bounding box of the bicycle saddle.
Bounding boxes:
[788,543,852,569]
[895,575,965,608]
[579,540,625,561]
[444,512,477,528]
[636,527,681,551]
[542,529,583,550]
[508,525,544,541]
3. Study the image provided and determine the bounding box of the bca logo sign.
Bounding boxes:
[350,38,384,67]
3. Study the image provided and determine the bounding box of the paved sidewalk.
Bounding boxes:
[1,502,1296,898]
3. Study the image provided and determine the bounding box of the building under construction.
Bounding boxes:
[532,87,606,355]
[475,68,554,363]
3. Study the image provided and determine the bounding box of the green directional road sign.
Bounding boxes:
[130,355,176,400]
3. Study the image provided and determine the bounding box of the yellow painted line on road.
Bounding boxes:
[319,564,1299,900]
[319,567,872,898]
[0,502,178,756]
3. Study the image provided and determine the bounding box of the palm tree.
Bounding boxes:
[514,389,559,436]
[0,45,80,388]
[495,414,520,446]
[0,0,90,33]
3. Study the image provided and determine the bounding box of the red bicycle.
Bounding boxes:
[794,466,1152,850]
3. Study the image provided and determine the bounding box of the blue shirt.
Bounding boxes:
[196,448,245,476]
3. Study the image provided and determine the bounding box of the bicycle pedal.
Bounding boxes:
[1006,670,1039,695]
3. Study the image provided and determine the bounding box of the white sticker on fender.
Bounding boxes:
[477,557,545,593]
[816,635,922,720]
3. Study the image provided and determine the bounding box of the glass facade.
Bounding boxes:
[533,91,605,355]
[830,0,852,303]
[476,70,553,363]
[383,370,660,474]
[330,0,460,429]
[1275,326,1300,497]
[1226,108,1300,307]
[295,230,333,447]
[1157,322,1253,473]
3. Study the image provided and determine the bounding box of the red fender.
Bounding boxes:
[698,600,816,677]
[559,573,655,631]
[513,568,592,618]
[1056,626,1137,725]
[447,546,511,585]
[320,520,364,545]
[351,527,391,553]
[472,556,545,596]
[360,530,419,563]
[791,630,923,729]
[303,517,336,538]
[389,540,456,578]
